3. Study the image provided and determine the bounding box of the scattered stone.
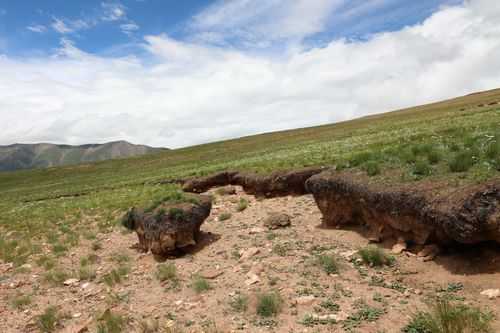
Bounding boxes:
[63,278,79,286]
[339,250,357,260]
[391,242,407,254]
[311,311,349,322]
[480,289,500,300]
[61,318,92,333]
[414,289,423,295]
[20,264,32,270]
[263,213,292,230]
[249,227,266,234]
[239,247,260,261]
[199,269,223,280]
[245,273,260,286]
[295,295,315,306]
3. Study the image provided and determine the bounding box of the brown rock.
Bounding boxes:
[263,213,292,230]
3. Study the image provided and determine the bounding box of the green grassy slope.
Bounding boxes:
[0,89,499,265]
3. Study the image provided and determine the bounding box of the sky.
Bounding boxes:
[0,0,499,148]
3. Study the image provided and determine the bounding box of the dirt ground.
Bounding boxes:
[1,186,500,332]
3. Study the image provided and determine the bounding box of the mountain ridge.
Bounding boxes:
[0,140,165,172]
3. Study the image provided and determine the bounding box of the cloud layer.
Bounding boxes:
[2,0,500,148]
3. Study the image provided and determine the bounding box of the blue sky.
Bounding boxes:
[0,0,461,57]
[0,0,499,148]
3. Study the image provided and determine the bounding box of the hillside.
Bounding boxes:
[0,89,499,333]
[0,140,164,172]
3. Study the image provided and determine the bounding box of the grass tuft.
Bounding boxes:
[229,293,248,313]
[256,291,282,317]
[155,263,177,282]
[192,275,211,293]
[37,306,59,333]
[403,299,493,333]
[317,254,339,274]
[449,151,475,172]
[97,310,126,333]
[218,212,232,221]
[358,245,394,267]
[236,198,248,212]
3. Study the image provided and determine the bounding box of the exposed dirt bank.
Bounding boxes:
[182,168,500,246]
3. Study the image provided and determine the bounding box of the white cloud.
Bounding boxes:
[51,17,74,34]
[1,0,500,148]
[190,0,341,45]
[120,22,139,35]
[27,25,48,33]
[101,2,127,21]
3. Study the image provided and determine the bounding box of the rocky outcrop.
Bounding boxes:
[306,170,500,245]
[122,194,212,256]
[182,167,325,197]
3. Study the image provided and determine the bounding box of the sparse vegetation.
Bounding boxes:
[218,212,232,221]
[97,310,126,333]
[358,245,394,267]
[317,254,339,274]
[229,293,249,313]
[192,275,211,293]
[37,306,59,332]
[236,198,248,212]
[403,299,493,333]
[102,265,129,287]
[155,262,179,289]
[10,293,32,309]
[256,291,282,317]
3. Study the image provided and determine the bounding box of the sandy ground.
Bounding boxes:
[1,186,499,332]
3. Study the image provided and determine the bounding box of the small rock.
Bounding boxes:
[249,227,266,234]
[414,289,423,295]
[263,213,292,230]
[339,250,357,260]
[480,289,500,300]
[295,295,315,306]
[239,247,260,261]
[21,264,32,270]
[64,278,79,286]
[245,273,260,286]
[199,269,223,280]
[417,244,440,259]
[73,313,82,318]
[81,282,90,289]
[391,242,407,254]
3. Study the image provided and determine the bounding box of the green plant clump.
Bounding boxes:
[256,291,282,317]
[402,299,493,333]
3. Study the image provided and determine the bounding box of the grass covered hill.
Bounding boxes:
[0,140,164,172]
[1,88,500,266]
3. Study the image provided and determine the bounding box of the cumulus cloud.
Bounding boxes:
[1,0,500,148]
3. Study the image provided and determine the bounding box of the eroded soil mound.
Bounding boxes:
[182,167,324,197]
[122,194,212,256]
[306,170,500,245]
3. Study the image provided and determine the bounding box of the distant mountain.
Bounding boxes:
[0,141,165,172]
